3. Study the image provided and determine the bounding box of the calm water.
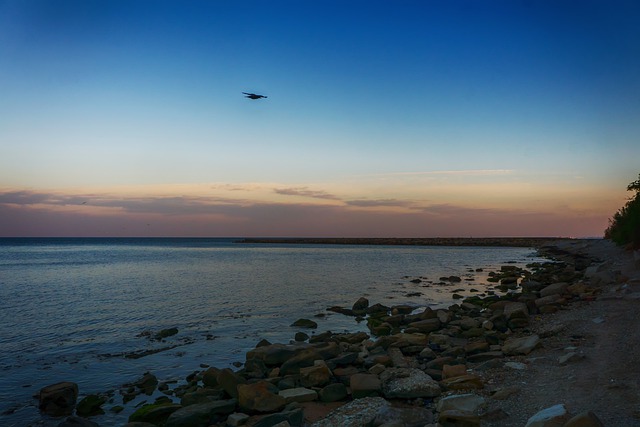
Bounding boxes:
[0,238,545,426]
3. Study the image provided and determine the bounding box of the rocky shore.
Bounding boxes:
[36,239,640,427]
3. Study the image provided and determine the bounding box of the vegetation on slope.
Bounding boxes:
[605,174,640,249]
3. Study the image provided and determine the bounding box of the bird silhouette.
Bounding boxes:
[243,92,267,100]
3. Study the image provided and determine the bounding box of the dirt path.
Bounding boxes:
[482,239,640,426]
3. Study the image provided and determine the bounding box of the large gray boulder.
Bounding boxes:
[312,397,391,427]
[380,368,441,398]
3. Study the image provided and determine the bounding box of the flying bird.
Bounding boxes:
[243,92,267,100]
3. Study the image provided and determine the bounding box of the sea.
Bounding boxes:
[0,238,548,426]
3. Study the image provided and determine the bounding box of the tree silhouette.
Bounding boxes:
[605,173,640,249]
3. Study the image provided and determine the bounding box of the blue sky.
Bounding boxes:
[1,0,639,237]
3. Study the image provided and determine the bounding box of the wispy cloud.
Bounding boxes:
[345,199,416,208]
[274,187,341,200]
[359,169,515,178]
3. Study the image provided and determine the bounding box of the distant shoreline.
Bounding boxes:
[236,237,576,247]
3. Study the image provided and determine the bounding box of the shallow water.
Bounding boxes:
[0,238,545,426]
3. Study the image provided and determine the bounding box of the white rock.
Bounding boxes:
[525,404,569,427]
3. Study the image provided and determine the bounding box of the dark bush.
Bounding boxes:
[604,174,640,249]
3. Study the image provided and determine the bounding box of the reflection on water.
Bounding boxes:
[0,238,545,425]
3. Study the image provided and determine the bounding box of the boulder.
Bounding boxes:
[201,367,220,387]
[278,387,318,403]
[352,297,370,312]
[540,282,570,297]
[291,318,318,328]
[217,368,245,398]
[246,343,305,366]
[75,394,106,417]
[438,409,481,426]
[350,373,382,398]
[502,335,541,355]
[237,381,286,413]
[300,363,332,387]
[319,383,348,402]
[440,374,484,390]
[442,364,467,379]
[503,302,529,320]
[311,397,390,427]
[164,399,237,427]
[128,403,182,425]
[524,404,569,427]
[253,408,304,427]
[436,393,486,413]
[133,373,158,395]
[38,382,79,416]
[407,318,441,333]
[280,348,321,375]
[564,411,604,427]
[380,367,441,398]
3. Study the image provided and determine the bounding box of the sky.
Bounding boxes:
[1,0,639,238]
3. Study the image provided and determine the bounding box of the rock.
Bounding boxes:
[180,388,226,406]
[442,364,467,379]
[350,373,382,398]
[164,399,237,427]
[300,363,332,387]
[352,297,370,312]
[380,367,441,398]
[217,368,245,398]
[464,341,489,355]
[278,387,318,403]
[491,386,520,400]
[38,382,79,416]
[226,412,250,427]
[129,403,182,425]
[155,327,179,340]
[535,294,562,307]
[237,382,286,413]
[311,397,390,427]
[75,394,106,417]
[564,411,605,427]
[291,318,318,328]
[294,332,309,342]
[438,409,481,426]
[437,393,485,413]
[133,373,158,395]
[466,351,503,363]
[407,318,441,333]
[503,302,529,320]
[246,343,304,366]
[502,335,541,355]
[524,404,569,427]
[521,280,545,292]
[440,374,484,390]
[540,282,570,297]
[318,383,348,402]
[57,416,100,427]
[253,408,304,427]
[201,367,220,387]
[280,348,321,375]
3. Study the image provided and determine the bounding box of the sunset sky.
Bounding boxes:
[1,0,639,237]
